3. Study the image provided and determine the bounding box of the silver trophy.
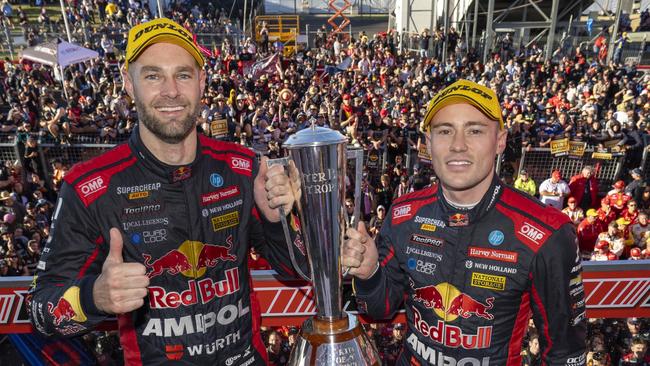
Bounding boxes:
[271,125,380,366]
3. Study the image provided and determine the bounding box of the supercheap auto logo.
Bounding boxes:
[142,236,237,279]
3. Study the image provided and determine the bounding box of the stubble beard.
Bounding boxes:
[136,98,200,144]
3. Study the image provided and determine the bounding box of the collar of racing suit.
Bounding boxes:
[436,174,504,227]
[128,127,203,183]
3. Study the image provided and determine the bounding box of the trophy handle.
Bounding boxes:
[266,157,312,282]
[347,148,364,229]
[342,148,364,278]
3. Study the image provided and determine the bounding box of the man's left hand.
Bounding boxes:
[254,156,302,223]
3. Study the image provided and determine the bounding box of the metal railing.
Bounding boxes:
[519,147,625,196]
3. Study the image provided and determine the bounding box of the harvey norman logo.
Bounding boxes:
[518,222,545,245]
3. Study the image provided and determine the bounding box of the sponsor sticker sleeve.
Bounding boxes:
[528,224,587,359]
[353,231,407,320]
[29,183,108,336]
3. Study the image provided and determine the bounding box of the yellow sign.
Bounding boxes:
[603,139,622,149]
[592,152,613,160]
[417,137,432,162]
[210,119,228,138]
[471,272,506,291]
[550,138,569,155]
[211,211,239,232]
[568,141,587,158]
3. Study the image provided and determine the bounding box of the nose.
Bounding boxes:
[160,76,180,99]
[449,130,468,152]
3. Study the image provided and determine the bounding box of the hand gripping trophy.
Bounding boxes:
[271,124,381,365]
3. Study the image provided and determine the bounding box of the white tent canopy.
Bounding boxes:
[20,39,99,99]
[20,39,99,69]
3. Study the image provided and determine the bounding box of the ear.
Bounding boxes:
[122,65,135,99]
[199,67,207,96]
[496,127,508,155]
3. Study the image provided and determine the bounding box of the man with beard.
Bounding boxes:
[29,18,307,365]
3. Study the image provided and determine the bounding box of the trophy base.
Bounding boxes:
[287,313,381,366]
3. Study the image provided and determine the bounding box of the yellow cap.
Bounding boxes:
[125,18,204,70]
[616,217,630,226]
[421,79,504,132]
[586,209,598,217]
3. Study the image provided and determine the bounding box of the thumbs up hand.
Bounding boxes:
[341,222,379,280]
[93,228,149,314]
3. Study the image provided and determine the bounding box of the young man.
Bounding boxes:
[342,80,586,364]
[29,18,305,365]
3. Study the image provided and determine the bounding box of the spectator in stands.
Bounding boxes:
[618,336,649,366]
[23,239,40,275]
[569,165,599,211]
[621,200,639,224]
[591,240,613,261]
[639,187,650,211]
[598,221,625,258]
[617,318,648,359]
[630,212,649,247]
[629,247,643,260]
[539,170,570,210]
[608,180,632,216]
[625,168,645,204]
[521,332,541,366]
[597,197,617,226]
[368,205,386,238]
[266,330,290,366]
[578,209,606,258]
[615,217,634,249]
[563,197,584,225]
[513,169,536,197]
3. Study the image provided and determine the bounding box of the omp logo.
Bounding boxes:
[518,222,545,245]
[393,204,412,219]
[79,176,105,197]
[230,157,251,172]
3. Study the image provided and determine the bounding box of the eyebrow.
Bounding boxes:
[139,65,197,74]
[431,120,491,129]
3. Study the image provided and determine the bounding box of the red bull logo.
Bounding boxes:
[149,268,240,308]
[448,213,469,227]
[143,236,237,279]
[410,282,494,321]
[49,298,75,326]
[412,307,493,349]
[172,167,192,182]
[48,286,86,325]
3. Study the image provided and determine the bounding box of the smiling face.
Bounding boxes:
[124,42,206,144]
[425,103,507,203]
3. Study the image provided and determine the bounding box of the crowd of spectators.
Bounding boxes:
[0,0,649,364]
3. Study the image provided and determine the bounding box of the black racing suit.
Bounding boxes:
[353,177,587,365]
[29,130,307,365]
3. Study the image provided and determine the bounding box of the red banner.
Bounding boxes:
[0,261,647,333]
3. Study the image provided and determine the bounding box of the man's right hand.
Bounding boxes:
[341,222,379,280]
[93,228,149,314]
